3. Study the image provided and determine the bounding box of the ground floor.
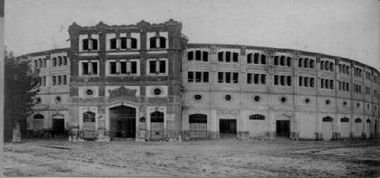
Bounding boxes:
[182,109,379,141]
[4,139,380,177]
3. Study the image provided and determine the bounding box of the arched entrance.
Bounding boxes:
[189,114,208,139]
[52,114,65,136]
[110,105,136,138]
[322,116,334,140]
[150,111,164,140]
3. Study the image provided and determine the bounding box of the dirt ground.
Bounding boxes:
[3,139,380,177]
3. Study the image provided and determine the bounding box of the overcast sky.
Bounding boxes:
[4,0,380,70]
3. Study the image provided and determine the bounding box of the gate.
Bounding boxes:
[219,119,237,138]
[110,105,136,138]
[150,111,164,141]
[189,114,207,139]
[83,112,97,139]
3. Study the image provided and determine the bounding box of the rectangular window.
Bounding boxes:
[304,77,308,87]
[261,74,266,84]
[131,61,137,74]
[287,76,292,86]
[218,72,223,83]
[188,72,194,82]
[120,37,127,49]
[195,72,202,83]
[299,76,303,86]
[63,75,67,85]
[280,76,285,85]
[330,80,334,89]
[254,74,259,84]
[233,73,239,83]
[83,39,89,50]
[247,73,252,84]
[57,75,61,85]
[110,62,117,74]
[203,51,208,61]
[120,61,127,74]
[310,78,315,87]
[195,50,201,61]
[225,72,231,83]
[52,76,56,86]
[218,52,223,62]
[188,51,193,61]
[261,55,266,64]
[274,56,279,65]
[233,53,239,62]
[159,60,166,73]
[110,38,117,49]
[226,52,231,62]
[149,60,156,73]
[91,62,97,75]
[203,72,209,82]
[82,62,89,75]
[274,75,279,85]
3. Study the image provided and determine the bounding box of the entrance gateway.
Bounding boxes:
[219,119,237,138]
[110,105,136,139]
[276,120,290,137]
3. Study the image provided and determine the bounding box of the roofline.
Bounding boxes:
[187,43,380,74]
[17,48,69,58]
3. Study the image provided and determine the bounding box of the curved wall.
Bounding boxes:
[182,43,380,140]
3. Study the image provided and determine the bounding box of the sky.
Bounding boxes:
[4,0,380,70]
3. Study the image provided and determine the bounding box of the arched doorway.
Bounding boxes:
[110,105,136,138]
[322,116,334,140]
[83,111,96,139]
[340,117,350,138]
[353,118,362,137]
[189,114,207,139]
[150,111,164,140]
[52,114,65,136]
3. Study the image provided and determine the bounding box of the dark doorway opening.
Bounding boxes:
[110,105,136,139]
[219,119,237,138]
[276,120,290,137]
[189,114,208,139]
[52,119,65,136]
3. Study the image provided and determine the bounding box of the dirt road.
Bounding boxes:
[4,139,380,177]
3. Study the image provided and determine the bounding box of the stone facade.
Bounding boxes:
[20,20,380,141]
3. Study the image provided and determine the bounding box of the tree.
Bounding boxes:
[4,51,39,142]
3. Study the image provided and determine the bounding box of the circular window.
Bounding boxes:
[35,97,41,104]
[55,96,61,103]
[343,101,347,106]
[225,95,232,101]
[305,98,310,104]
[325,100,331,105]
[194,94,202,101]
[357,103,361,108]
[280,97,287,103]
[86,89,93,96]
[253,96,261,102]
[153,88,162,96]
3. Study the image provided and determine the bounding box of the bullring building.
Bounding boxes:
[19,19,380,141]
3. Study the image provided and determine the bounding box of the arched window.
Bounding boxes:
[33,114,44,130]
[366,119,371,123]
[261,54,266,64]
[330,62,334,71]
[320,61,325,70]
[253,53,259,64]
[287,57,292,66]
[131,38,138,49]
[340,117,349,122]
[58,56,62,66]
[310,60,314,68]
[151,111,164,122]
[322,116,333,122]
[325,62,329,71]
[249,114,265,120]
[52,57,57,67]
[83,111,95,122]
[298,58,303,67]
[304,58,309,68]
[280,56,285,66]
[63,56,67,65]
[189,114,207,123]
[355,118,362,123]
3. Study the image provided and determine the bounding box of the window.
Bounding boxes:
[63,56,67,65]
[225,95,232,101]
[218,72,239,84]
[82,38,98,51]
[55,96,62,103]
[218,51,239,63]
[52,76,56,86]
[322,116,333,122]
[108,60,139,75]
[188,50,208,61]
[148,59,167,75]
[83,112,95,122]
[189,114,207,123]
[366,119,371,123]
[110,61,117,74]
[194,95,202,101]
[110,38,117,49]
[247,53,266,64]
[131,38,138,49]
[355,118,362,123]
[341,117,349,122]
[63,75,67,85]
[274,75,292,86]
[35,97,41,104]
[320,79,334,89]
[149,36,166,49]
[57,75,62,85]
[253,96,260,102]
[305,98,311,104]
[153,88,162,96]
[52,57,57,67]
[120,37,127,49]
[280,97,287,103]
[151,111,164,122]
[81,61,98,76]
[86,89,93,96]
[188,51,194,61]
[325,100,331,105]
[247,73,266,85]
[33,114,44,130]
[188,71,209,83]
[249,114,265,120]
[274,55,291,66]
